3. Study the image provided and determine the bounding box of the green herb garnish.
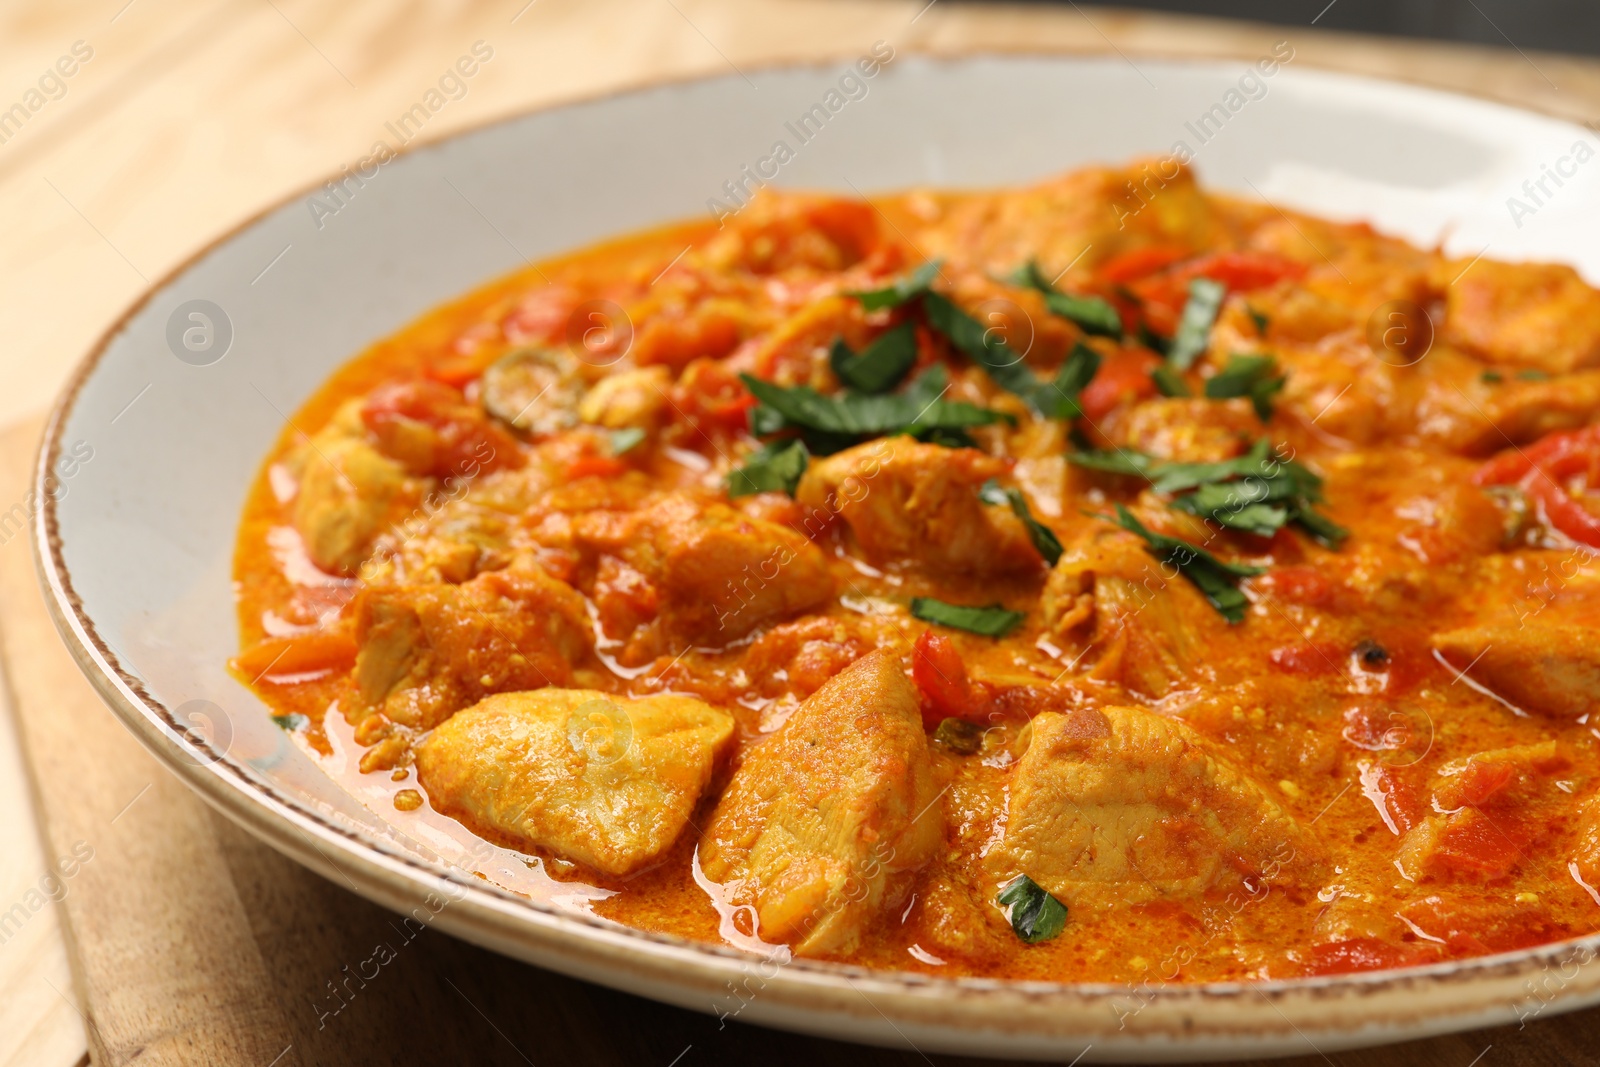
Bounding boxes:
[1481,370,1504,384]
[829,322,918,394]
[740,365,1006,455]
[609,427,646,454]
[1168,481,1287,537]
[1104,504,1263,623]
[910,597,1025,637]
[922,290,1100,419]
[848,260,942,311]
[271,713,309,731]
[1069,439,1347,547]
[1010,259,1122,338]
[1517,369,1551,381]
[979,479,1063,565]
[727,439,808,497]
[997,874,1068,944]
[1204,354,1286,420]
[1247,306,1270,336]
[1167,277,1226,371]
[1150,363,1191,398]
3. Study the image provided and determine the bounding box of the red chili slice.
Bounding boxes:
[1475,425,1600,547]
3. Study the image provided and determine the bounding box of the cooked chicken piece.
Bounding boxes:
[1040,525,1223,697]
[288,400,419,576]
[1002,705,1317,911]
[701,190,881,275]
[1243,213,1433,317]
[1432,741,1563,810]
[699,651,941,956]
[796,438,1043,576]
[919,158,1226,283]
[1431,617,1600,718]
[1112,397,1259,463]
[353,566,591,730]
[573,493,832,659]
[1433,258,1600,375]
[416,689,735,875]
[578,366,672,429]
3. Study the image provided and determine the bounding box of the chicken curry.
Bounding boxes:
[233,160,1600,983]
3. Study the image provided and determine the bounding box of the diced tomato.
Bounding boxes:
[911,631,975,729]
[424,350,500,389]
[501,285,579,345]
[633,306,743,370]
[1475,425,1600,547]
[232,630,357,681]
[361,379,523,478]
[1304,937,1430,976]
[1443,760,1516,808]
[1431,808,1520,878]
[1079,348,1161,422]
[675,359,757,434]
[565,454,630,480]
[1359,761,1424,835]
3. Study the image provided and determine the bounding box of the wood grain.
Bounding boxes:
[2,1,1600,1064]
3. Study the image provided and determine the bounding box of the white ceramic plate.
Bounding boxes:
[35,54,1600,1061]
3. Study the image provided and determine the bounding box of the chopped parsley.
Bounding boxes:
[1247,305,1271,336]
[271,713,309,731]
[829,321,918,394]
[848,260,941,311]
[1204,354,1286,420]
[979,479,1063,565]
[1104,505,1263,624]
[727,439,808,497]
[1009,259,1123,338]
[1167,277,1226,371]
[741,365,1007,455]
[910,597,1025,637]
[997,874,1068,944]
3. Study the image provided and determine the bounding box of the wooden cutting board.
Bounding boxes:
[4,2,1600,1064]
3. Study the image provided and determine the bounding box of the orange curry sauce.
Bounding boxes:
[233,161,1600,983]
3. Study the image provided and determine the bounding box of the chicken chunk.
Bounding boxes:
[574,493,832,660]
[1001,705,1317,911]
[1432,616,1600,718]
[699,651,942,956]
[416,689,735,875]
[1434,258,1600,375]
[1040,525,1224,697]
[919,158,1226,283]
[353,566,591,730]
[289,401,419,577]
[1112,398,1259,463]
[796,438,1044,576]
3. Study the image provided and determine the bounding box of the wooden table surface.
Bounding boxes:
[3,2,1600,1064]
